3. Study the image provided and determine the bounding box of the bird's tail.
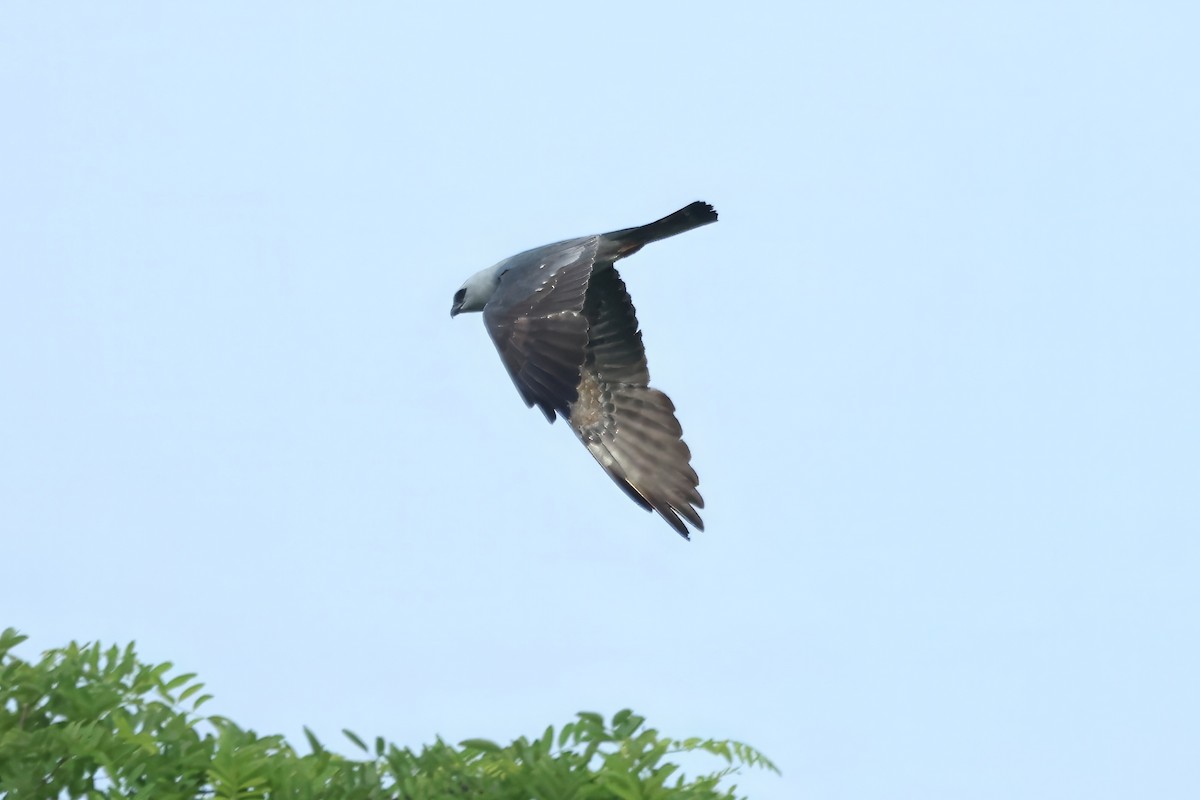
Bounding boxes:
[605,201,718,255]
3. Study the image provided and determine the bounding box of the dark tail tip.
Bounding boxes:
[684,200,719,224]
[614,201,719,249]
[663,201,718,231]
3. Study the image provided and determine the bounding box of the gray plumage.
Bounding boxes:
[451,202,717,539]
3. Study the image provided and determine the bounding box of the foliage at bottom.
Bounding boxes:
[0,629,777,799]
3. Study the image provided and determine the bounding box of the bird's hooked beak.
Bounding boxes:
[450,303,462,318]
[450,288,466,318]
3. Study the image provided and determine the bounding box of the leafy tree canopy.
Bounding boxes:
[0,629,777,799]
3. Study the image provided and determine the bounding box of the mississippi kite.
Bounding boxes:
[451,202,717,539]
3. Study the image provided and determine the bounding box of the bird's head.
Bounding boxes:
[450,264,503,318]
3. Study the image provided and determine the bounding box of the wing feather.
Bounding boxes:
[482,239,599,420]
[568,268,703,538]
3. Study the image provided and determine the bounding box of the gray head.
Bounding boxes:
[450,263,504,318]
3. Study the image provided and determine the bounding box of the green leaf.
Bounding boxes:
[164,671,198,691]
[0,627,28,656]
[343,728,368,752]
[613,710,645,738]
[557,721,575,748]
[459,737,502,753]
[178,681,206,702]
[577,711,605,725]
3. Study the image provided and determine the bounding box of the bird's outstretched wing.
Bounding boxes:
[568,267,704,538]
[482,238,598,421]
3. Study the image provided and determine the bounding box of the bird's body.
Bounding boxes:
[451,202,717,539]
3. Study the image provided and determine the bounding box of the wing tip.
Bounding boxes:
[594,452,704,539]
[658,504,703,540]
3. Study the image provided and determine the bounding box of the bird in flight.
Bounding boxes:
[451,202,716,539]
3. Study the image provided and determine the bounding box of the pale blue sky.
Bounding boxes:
[3,3,1198,798]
